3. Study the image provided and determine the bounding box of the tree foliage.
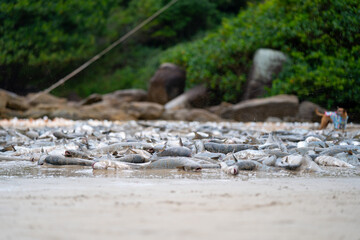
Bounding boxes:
[0,0,116,93]
[0,0,245,95]
[1,0,358,116]
[161,0,360,113]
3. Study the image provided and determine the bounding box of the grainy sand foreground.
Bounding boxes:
[0,177,359,240]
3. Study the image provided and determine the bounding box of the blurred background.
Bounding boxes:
[0,0,359,114]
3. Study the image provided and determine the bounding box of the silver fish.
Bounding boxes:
[314,156,354,168]
[145,157,202,171]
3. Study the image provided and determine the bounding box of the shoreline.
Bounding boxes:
[1,177,359,240]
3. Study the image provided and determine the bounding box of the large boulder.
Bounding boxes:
[148,63,186,104]
[27,92,67,106]
[122,102,164,120]
[0,109,25,119]
[207,102,234,117]
[162,108,221,122]
[296,101,325,122]
[81,102,134,121]
[49,106,82,119]
[0,89,29,111]
[24,104,63,119]
[221,94,299,122]
[164,85,208,110]
[103,89,147,103]
[0,91,7,111]
[80,93,103,106]
[79,89,147,107]
[242,49,287,100]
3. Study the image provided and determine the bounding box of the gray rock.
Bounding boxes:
[123,102,164,120]
[163,108,221,122]
[296,101,325,122]
[80,93,103,106]
[242,49,287,100]
[103,89,147,103]
[164,85,208,110]
[24,104,62,119]
[148,63,186,104]
[221,94,299,122]
[0,109,25,119]
[0,90,7,111]
[81,102,134,121]
[207,102,233,117]
[0,89,29,111]
[27,92,67,106]
[49,106,82,119]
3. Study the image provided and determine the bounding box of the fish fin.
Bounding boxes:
[194,143,198,152]
[179,138,184,147]
[232,153,238,162]
[194,132,202,139]
[124,148,132,155]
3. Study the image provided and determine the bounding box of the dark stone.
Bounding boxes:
[221,94,299,122]
[296,101,325,122]
[148,63,186,104]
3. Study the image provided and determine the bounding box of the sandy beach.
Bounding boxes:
[1,176,359,240]
[0,119,359,239]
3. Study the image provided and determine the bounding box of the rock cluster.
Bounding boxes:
[0,50,328,122]
[0,88,324,123]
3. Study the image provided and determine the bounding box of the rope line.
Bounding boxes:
[30,0,179,102]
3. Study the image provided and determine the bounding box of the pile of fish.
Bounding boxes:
[0,119,359,177]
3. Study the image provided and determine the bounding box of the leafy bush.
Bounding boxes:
[54,44,162,97]
[161,0,360,113]
[0,0,116,93]
[0,0,246,96]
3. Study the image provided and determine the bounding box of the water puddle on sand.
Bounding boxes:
[0,160,359,181]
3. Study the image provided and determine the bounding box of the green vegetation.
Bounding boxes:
[0,0,246,95]
[161,0,360,112]
[1,0,359,114]
[0,0,117,93]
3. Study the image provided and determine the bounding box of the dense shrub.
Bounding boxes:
[161,0,360,113]
[0,0,245,96]
[0,0,117,93]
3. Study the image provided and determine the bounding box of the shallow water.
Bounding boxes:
[1,160,359,181]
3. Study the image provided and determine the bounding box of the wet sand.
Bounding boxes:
[1,177,359,240]
[1,118,360,239]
